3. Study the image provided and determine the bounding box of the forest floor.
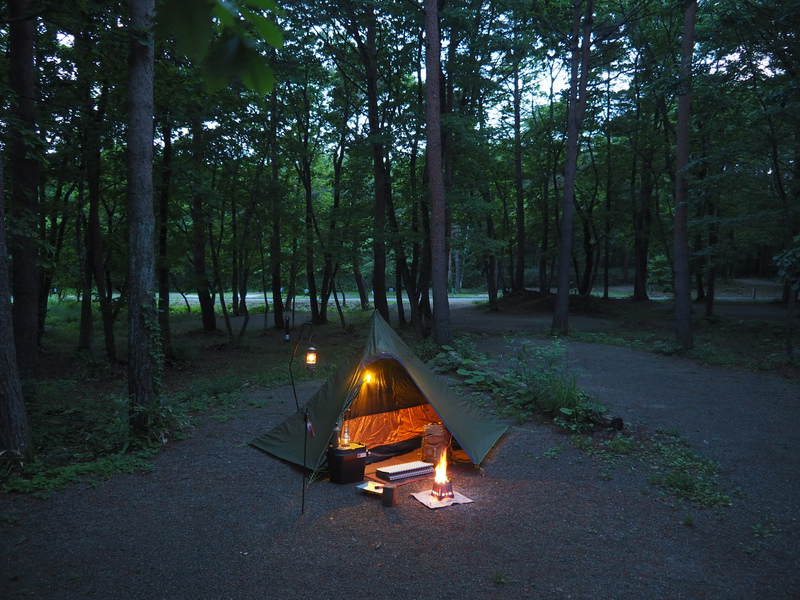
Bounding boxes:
[1,280,798,599]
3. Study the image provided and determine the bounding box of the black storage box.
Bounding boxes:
[327,443,367,484]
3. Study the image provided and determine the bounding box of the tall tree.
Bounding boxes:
[552,0,593,336]
[512,62,526,292]
[156,119,175,360]
[362,7,391,323]
[425,0,452,344]
[673,0,697,350]
[127,0,161,431]
[189,116,217,332]
[325,0,395,322]
[0,150,32,460]
[8,0,41,378]
[267,87,285,329]
[75,26,117,362]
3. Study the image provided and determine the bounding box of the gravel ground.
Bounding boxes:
[2,304,799,600]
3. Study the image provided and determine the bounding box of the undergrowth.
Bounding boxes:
[421,335,732,509]
[1,371,263,495]
[422,336,607,428]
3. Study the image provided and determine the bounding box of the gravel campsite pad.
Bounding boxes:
[1,302,799,599]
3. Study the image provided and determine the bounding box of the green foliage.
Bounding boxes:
[129,400,192,447]
[647,254,673,292]
[169,373,247,411]
[541,444,565,459]
[417,334,481,366]
[44,298,83,327]
[424,336,595,426]
[491,571,508,585]
[499,340,596,424]
[3,371,250,494]
[773,236,800,292]
[574,428,731,509]
[651,339,683,355]
[745,520,780,555]
[646,434,729,508]
[155,0,283,93]
[144,300,165,392]
[2,453,155,495]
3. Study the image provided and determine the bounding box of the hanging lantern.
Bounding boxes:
[305,347,317,371]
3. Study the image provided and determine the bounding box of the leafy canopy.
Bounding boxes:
[155,0,284,93]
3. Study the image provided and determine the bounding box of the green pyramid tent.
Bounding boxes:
[251,311,507,470]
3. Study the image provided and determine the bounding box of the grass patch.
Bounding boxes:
[569,428,731,509]
[3,453,156,496]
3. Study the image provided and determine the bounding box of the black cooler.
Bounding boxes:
[327,443,367,484]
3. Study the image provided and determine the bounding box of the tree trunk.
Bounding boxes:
[230,192,241,317]
[361,13,390,323]
[603,75,613,299]
[539,180,550,293]
[425,0,452,345]
[157,120,175,361]
[703,198,718,318]
[484,193,500,312]
[513,64,526,292]
[353,261,370,310]
[319,130,346,324]
[387,186,416,326]
[76,203,95,356]
[127,0,161,432]
[694,232,706,302]
[632,152,653,300]
[576,212,596,295]
[190,118,216,331]
[302,161,320,324]
[268,89,284,328]
[9,0,40,379]
[673,0,697,350]
[552,0,593,335]
[209,221,234,341]
[0,149,33,459]
[82,77,116,362]
[38,180,70,338]
[781,128,800,358]
[408,73,425,334]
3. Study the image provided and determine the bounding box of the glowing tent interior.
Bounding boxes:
[250,312,507,471]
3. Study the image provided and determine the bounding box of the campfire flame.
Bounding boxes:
[434,452,448,484]
[430,451,455,500]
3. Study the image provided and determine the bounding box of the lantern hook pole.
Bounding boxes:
[288,321,314,412]
[287,320,314,514]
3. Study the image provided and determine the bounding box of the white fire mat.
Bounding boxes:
[411,490,473,509]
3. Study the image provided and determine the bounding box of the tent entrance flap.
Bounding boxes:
[344,403,440,450]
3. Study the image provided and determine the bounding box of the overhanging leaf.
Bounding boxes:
[201,32,275,94]
[155,0,216,60]
[240,57,275,94]
[238,6,284,48]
